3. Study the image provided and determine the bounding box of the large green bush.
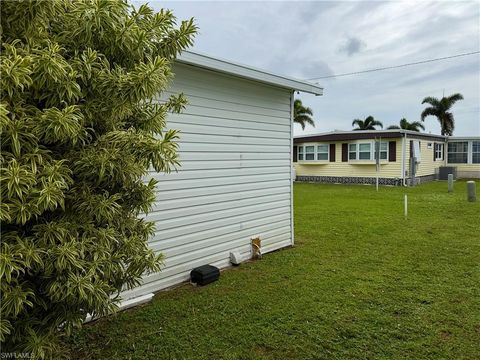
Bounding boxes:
[0,0,196,356]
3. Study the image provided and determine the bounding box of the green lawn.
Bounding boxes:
[68,181,480,359]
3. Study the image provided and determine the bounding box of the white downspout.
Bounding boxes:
[402,133,407,186]
[289,91,295,247]
[444,136,448,166]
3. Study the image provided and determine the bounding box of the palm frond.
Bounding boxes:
[387,125,400,130]
[409,121,425,131]
[371,120,383,128]
[447,93,464,105]
[352,119,363,127]
[299,106,313,116]
[295,115,315,126]
[420,107,438,121]
[352,116,381,130]
[294,115,315,130]
[293,99,315,129]
[421,96,440,106]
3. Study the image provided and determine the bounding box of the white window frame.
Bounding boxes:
[348,141,388,162]
[358,143,372,160]
[304,145,315,161]
[434,143,444,161]
[447,141,468,164]
[316,144,329,161]
[298,146,304,161]
[348,143,357,160]
[297,143,330,162]
[472,141,480,164]
[377,141,388,161]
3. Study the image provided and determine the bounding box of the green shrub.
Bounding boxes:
[0,1,196,357]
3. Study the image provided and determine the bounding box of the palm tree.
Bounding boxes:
[387,118,425,132]
[294,99,315,130]
[420,93,464,136]
[352,115,383,130]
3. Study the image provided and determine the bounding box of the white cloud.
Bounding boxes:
[148,0,479,136]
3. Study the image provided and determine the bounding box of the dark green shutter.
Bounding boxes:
[342,143,348,162]
[388,141,396,162]
[329,144,336,162]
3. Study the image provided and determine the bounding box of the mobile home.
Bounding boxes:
[293,130,480,185]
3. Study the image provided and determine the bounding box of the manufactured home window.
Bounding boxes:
[305,146,315,161]
[348,144,357,160]
[317,144,329,160]
[447,142,468,164]
[434,143,444,161]
[298,144,331,161]
[374,141,388,160]
[379,142,388,160]
[473,141,480,164]
[358,143,371,160]
[349,142,383,161]
[298,146,304,161]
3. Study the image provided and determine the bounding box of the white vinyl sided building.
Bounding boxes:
[120,51,323,305]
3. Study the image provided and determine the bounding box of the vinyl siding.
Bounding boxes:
[407,139,443,177]
[121,63,293,300]
[294,139,403,178]
[451,164,480,178]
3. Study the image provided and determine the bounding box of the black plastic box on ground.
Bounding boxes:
[439,166,457,180]
[190,265,220,286]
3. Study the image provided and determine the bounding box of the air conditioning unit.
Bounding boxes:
[438,166,457,180]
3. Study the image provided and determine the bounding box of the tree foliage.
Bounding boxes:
[293,99,315,130]
[0,1,196,357]
[420,93,463,136]
[387,118,425,132]
[352,115,383,130]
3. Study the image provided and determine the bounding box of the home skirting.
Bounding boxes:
[296,175,437,186]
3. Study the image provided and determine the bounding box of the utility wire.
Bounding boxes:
[306,51,480,80]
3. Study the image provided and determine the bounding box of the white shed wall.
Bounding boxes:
[122,63,294,300]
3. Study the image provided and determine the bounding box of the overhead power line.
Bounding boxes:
[306,51,480,80]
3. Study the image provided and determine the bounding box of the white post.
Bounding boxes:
[375,138,380,192]
[404,194,408,218]
[448,174,453,193]
[467,181,476,202]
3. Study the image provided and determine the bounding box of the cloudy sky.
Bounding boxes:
[149,1,479,136]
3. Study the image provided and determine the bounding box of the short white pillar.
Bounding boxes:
[448,174,453,193]
[467,181,476,202]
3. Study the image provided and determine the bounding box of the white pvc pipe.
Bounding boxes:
[402,133,407,186]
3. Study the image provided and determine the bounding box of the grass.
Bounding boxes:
[68,180,480,359]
